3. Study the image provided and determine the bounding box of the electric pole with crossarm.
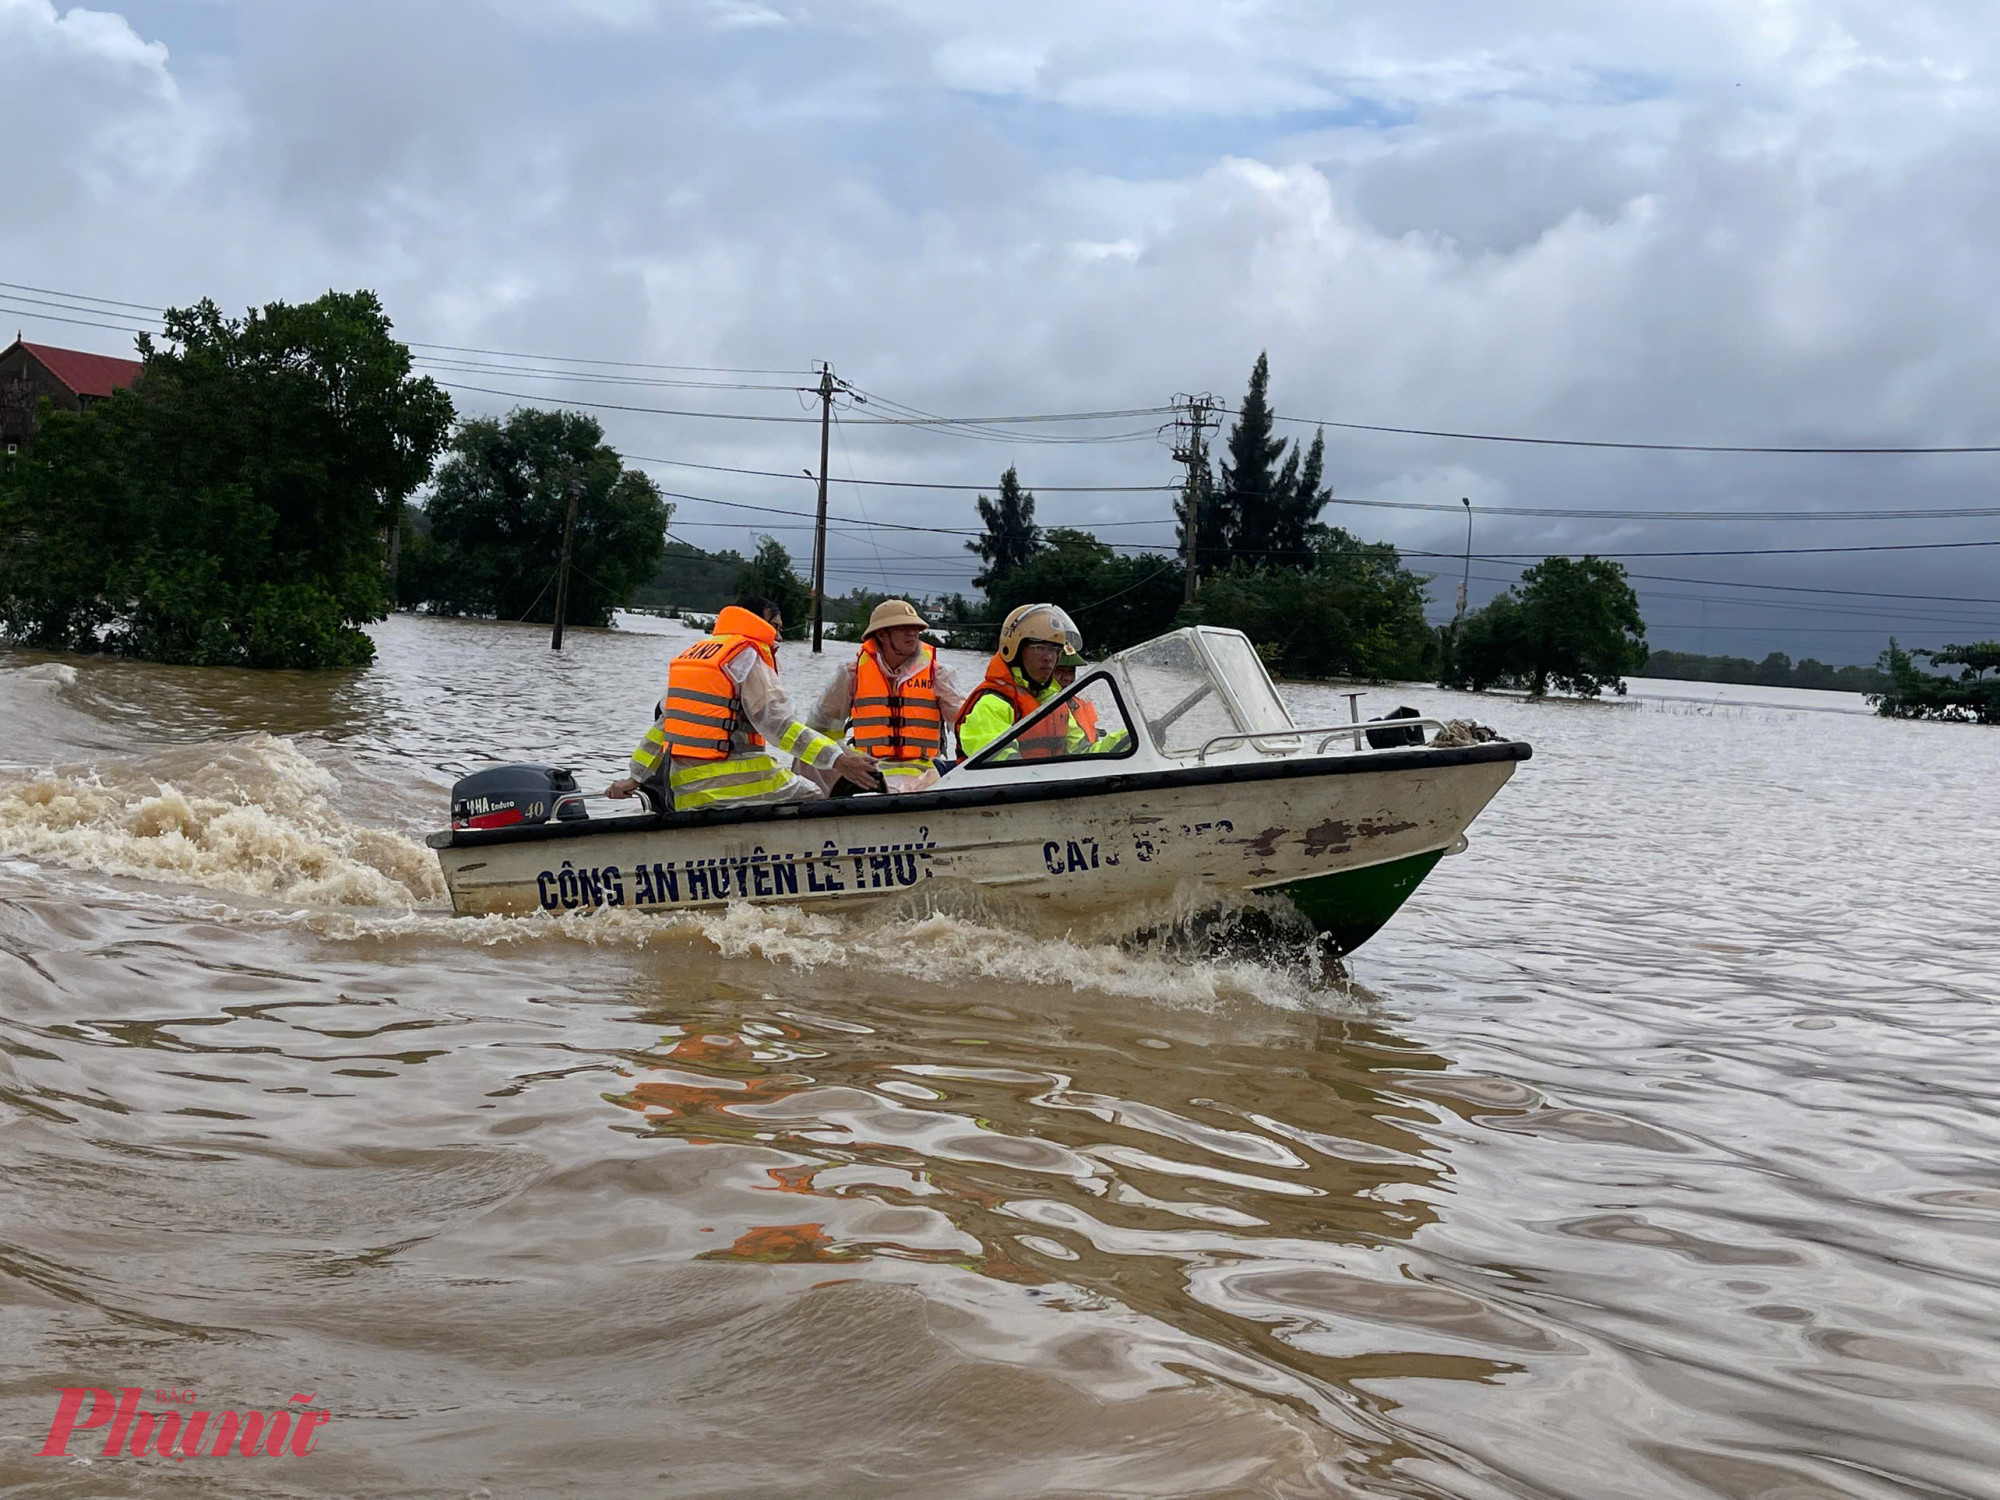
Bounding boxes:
[810,363,835,653]
[1171,392,1219,603]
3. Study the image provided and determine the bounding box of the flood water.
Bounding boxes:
[2,612,1997,1499]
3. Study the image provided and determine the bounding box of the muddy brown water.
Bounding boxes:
[1,613,1997,1499]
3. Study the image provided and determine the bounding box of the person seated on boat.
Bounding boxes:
[955,603,1092,761]
[1053,648,1131,755]
[808,598,966,794]
[607,596,883,811]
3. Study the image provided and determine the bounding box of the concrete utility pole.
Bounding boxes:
[811,363,834,653]
[1456,496,1473,621]
[550,469,581,651]
[385,491,401,594]
[1171,392,1219,604]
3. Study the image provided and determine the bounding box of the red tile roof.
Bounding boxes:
[15,341,144,399]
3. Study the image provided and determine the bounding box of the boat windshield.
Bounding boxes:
[1114,629,1295,756]
[1194,629,1293,734]
[961,671,1139,769]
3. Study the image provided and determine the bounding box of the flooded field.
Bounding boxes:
[2,612,1996,1498]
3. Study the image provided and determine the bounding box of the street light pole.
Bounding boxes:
[1455,496,1473,621]
[551,470,581,651]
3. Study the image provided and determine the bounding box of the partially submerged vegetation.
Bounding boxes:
[397,407,667,629]
[1871,640,2000,723]
[0,291,451,668]
[1440,556,1649,699]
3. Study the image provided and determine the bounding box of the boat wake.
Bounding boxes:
[280,896,1353,1011]
[0,729,1350,1009]
[0,732,445,908]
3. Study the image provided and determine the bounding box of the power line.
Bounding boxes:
[434,382,1175,430]
[660,491,984,535]
[0,303,152,338]
[1408,539,2000,560]
[663,485,2000,559]
[0,280,164,314]
[0,280,809,376]
[0,291,161,325]
[1454,567,2000,628]
[405,343,805,377]
[1320,496,2000,522]
[1619,571,2000,606]
[636,456,2000,523]
[409,356,807,392]
[15,277,2000,455]
[1264,409,2000,456]
[631,453,1177,494]
[5,312,1996,527]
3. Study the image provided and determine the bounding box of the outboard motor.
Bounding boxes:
[450,764,589,830]
[1364,706,1426,750]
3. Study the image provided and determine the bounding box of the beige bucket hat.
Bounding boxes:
[865,598,929,635]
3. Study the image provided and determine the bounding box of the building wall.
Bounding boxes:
[0,345,86,451]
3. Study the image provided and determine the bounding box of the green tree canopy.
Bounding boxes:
[1445,555,1648,698]
[1923,640,2000,679]
[736,534,813,638]
[966,466,1043,594]
[973,527,1185,657]
[1873,638,2000,723]
[399,407,668,628]
[1183,530,1435,681]
[0,290,452,668]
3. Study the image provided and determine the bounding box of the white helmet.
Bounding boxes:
[997,603,1081,665]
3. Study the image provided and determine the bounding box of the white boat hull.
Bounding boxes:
[431,743,1527,953]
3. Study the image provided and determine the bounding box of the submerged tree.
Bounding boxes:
[402,407,668,628]
[1444,556,1647,698]
[1925,640,2000,679]
[1871,638,2000,723]
[977,527,1184,656]
[1185,529,1435,681]
[966,466,1043,595]
[736,535,813,638]
[0,291,453,668]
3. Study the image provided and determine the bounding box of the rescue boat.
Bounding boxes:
[426,628,1530,954]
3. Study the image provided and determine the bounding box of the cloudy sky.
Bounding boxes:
[8,0,2000,662]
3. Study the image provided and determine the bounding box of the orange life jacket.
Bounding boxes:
[1072,697,1100,745]
[658,606,780,761]
[955,653,1068,759]
[848,638,944,760]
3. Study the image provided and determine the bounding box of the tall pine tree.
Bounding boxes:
[966,465,1043,595]
[1198,354,1330,574]
[1214,352,1289,574]
[1270,426,1330,569]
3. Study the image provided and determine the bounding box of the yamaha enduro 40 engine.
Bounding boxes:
[450,764,589,831]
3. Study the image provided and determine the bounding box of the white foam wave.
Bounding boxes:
[279,896,1346,1011]
[13,662,79,686]
[694,901,1339,1009]
[0,726,1345,1006]
[0,733,445,907]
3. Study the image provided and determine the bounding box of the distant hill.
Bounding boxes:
[1644,648,1890,694]
[629,541,746,613]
